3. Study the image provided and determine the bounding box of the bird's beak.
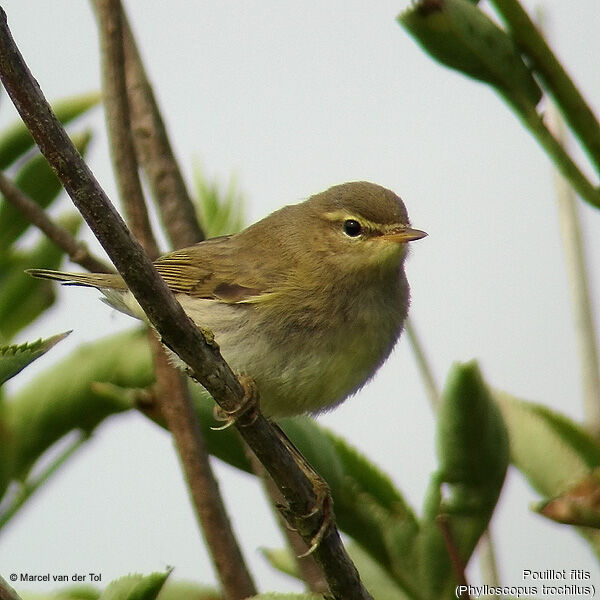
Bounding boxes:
[381,227,428,243]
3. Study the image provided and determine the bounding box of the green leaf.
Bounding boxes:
[0,129,92,252]
[156,580,222,600]
[193,163,245,237]
[4,329,153,483]
[0,331,70,386]
[18,581,224,600]
[2,328,420,593]
[183,394,422,594]
[260,547,299,579]
[170,398,421,594]
[0,92,100,169]
[0,331,70,500]
[349,543,413,600]
[398,0,542,111]
[418,361,509,598]
[278,417,420,584]
[19,585,101,600]
[495,390,600,557]
[495,391,600,494]
[436,362,509,512]
[261,544,412,600]
[0,212,83,340]
[99,571,171,600]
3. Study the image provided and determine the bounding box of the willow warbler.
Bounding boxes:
[29,181,426,417]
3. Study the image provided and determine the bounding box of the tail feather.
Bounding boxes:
[27,269,126,290]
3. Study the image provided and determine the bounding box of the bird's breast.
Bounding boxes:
[176,272,409,417]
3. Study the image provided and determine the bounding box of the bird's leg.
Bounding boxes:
[271,422,334,556]
[211,374,261,430]
[213,376,333,553]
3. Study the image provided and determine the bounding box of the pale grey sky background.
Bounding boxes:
[0,1,599,594]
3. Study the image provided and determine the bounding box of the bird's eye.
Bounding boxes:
[343,219,362,237]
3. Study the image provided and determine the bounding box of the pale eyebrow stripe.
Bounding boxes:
[322,210,381,230]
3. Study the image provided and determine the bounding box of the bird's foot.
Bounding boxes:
[272,423,335,556]
[297,484,334,557]
[211,375,260,430]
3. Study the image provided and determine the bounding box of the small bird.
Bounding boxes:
[29,181,426,418]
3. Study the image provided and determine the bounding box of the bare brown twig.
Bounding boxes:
[92,0,158,258]
[92,2,256,597]
[0,171,113,272]
[436,514,470,599]
[0,576,22,600]
[0,8,372,598]
[152,339,257,597]
[121,7,204,248]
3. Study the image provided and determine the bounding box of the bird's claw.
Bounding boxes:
[211,375,260,430]
[297,491,333,557]
[271,423,334,556]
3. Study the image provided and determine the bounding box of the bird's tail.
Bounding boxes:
[27,269,127,290]
[27,269,143,318]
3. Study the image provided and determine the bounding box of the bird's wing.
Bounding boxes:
[154,236,269,304]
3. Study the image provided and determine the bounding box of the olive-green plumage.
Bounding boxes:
[29,181,426,417]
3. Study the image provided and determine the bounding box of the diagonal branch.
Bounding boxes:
[0,7,372,599]
[0,576,22,600]
[92,0,158,258]
[0,171,112,273]
[92,1,256,597]
[152,338,257,597]
[121,6,204,248]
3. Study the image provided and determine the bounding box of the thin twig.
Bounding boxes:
[405,318,440,410]
[152,338,257,597]
[436,514,470,599]
[0,9,372,599]
[92,2,256,597]
[0,171,112,273]
[548,104,600,436]
[121,7,204,248]
[92,0,158,258]
[0,576,22,600]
